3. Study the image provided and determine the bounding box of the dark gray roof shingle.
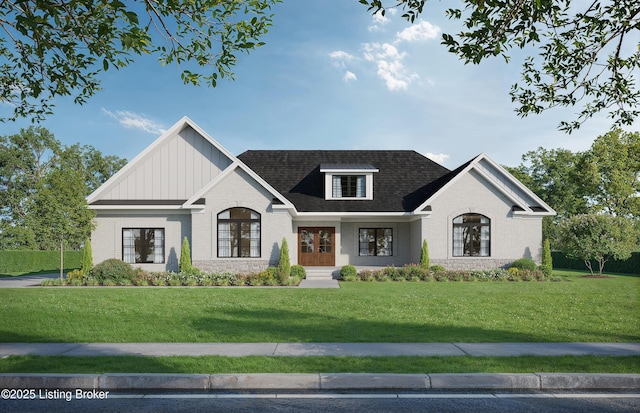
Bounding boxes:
[238,150,453,212]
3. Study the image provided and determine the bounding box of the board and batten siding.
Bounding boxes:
[99,125,232,200]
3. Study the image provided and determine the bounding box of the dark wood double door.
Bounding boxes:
[298,227,335,266]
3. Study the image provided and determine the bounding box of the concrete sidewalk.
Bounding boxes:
[1,342,638,391]
[1,342,639,357]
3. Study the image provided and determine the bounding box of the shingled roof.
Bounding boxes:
[237,150,452,213]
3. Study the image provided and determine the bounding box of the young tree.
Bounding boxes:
[540,238,553,277]
[360,1,640,132]
[179,236,192,273]
[81,238,93,275]
[419,239,430,269]
[278,237,291,280]
[0,0,279,122]
[559,214,637,276]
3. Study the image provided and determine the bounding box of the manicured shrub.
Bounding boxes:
[66,269,84,283]
[289,264,307,285]
[540,238,553,277]
[0,250,83,274]
[250,267,279,286]
[91,258,133,283]
[340,265,357,281]
[419,239,430,268]
[430,265,446,272]
[179,237,192,273]
[510,257,537,271]
[278,237,291,281]
[81,238,93,275]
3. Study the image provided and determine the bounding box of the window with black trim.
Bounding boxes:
[217,208,261,258]
[333,175,366,198]
[359,228,393,256]
[122,228,165,264]
[453,214,490,257]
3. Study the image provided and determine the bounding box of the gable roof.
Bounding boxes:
[415,153,556,216]
[237,150,451,213]
[87,117,236,208]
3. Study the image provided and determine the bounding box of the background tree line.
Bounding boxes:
[0,127,126,250]
[506,128,640,275]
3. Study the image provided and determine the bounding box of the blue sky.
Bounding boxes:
[3,1,636,169]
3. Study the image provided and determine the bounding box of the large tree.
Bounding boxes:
[506,147,590,245]
[559,213,638,276]
[581,129,640,218]
[0,0,278,122]
[0,127,126,249]
[507,128,640,247]
[360,1,640,132]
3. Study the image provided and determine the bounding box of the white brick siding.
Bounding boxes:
[92,211,192,272]
[191,167,293,272]
[424,169,543,269]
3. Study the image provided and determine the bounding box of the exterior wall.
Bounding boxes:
[91,211,192,272]
[99,125,232,200]
[424,169,543,270]
[191,167,294,273]
[338,221,412,267]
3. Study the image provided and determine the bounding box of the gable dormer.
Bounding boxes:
[320,164,379,200]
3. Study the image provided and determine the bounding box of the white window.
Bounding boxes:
[321,164,378,200]
[332,175,366,198]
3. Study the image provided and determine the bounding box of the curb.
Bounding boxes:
[1,373,638,391]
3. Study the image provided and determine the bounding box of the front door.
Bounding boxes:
[298,227,335,266]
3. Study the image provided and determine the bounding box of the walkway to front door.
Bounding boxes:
[298,227,335,266]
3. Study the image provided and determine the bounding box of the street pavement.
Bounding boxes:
[0,273,58,288]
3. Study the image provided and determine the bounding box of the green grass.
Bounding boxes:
[0,355,638,374]
[1,270,637,343]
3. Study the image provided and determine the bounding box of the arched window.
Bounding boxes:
[453,214,490,257]
[217,208,261,258]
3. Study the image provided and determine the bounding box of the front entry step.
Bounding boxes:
[299,267,340,288]
[303,267,340,280]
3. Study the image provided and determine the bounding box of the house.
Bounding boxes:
[87,117,555,272]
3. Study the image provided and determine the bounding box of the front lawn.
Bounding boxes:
[1,355,638,374]
[1,270,637,343]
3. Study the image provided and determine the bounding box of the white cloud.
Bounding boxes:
[102,109,166,135]
[368,10,390,32]
[343,71,357,82]
[329,50,355,68]
[425,152,450,164]
[362,43,417,91]
[396,21,440,42]
[362,42,405,62]
[329,50,354,61]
